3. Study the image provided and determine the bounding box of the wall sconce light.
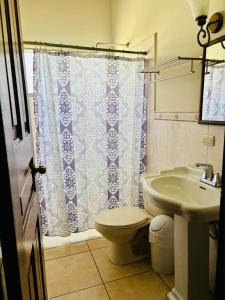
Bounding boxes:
[187,0,224,47]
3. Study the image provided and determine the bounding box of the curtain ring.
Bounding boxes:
[34,41,38,52]
[59,43,63,54]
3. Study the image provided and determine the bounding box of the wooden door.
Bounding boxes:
[0,0,47,299]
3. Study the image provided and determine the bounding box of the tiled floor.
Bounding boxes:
[44,238,174,299]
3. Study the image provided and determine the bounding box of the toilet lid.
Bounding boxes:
[95,207,148,229]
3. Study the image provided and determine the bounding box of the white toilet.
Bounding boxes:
[95,192,166,265]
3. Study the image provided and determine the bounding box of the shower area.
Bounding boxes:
[26,46,147,246]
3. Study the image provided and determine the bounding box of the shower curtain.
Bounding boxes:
[34,51,146,236]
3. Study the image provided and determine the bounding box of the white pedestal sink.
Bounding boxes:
[142,167,220,300]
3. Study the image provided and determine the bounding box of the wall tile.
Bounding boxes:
[148,119,225,174]
[182,122,208,165]
[207,125,225,172]
[148,120,209,173]
[148,119,170,174]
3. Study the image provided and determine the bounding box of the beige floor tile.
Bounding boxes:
[160,273,174,290]
[44,242,89,260]
[87,238,110,250]
[105,271,169,300]
[91,247,151,282]
[51,285,109,300]
[46,252,102,298]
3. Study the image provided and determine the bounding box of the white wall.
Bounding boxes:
[19,0,112,46]
[111,0,225,113]
[111,0,199,57]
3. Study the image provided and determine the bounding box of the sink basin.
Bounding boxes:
[143,171,220,222]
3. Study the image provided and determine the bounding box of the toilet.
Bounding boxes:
[95,191,166,265]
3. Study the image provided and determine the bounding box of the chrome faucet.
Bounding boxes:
[196,163,213,180]
[195,163,221,187]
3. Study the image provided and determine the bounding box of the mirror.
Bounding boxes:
[199,36,225,125]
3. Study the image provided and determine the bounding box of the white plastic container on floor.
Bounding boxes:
[149,215,174,274]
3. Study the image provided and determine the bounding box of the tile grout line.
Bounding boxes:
[87,244,112,300]
[45,243,109,262]
[45,249,90,261]
[48,282,104,299]
[46,241,110,299]
[89,246,156,293]
[103,269,152,284]
[89,245,154,285]
[48,268,168,300]
[44,240,89,251]
[103,284,111,300]
[156,273,173,291]
[86,245,109,251]
[46,239,157,299]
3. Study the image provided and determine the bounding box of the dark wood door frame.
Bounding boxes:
[0,0,47,299]
[215,131,225,299]
[0,108,23,298]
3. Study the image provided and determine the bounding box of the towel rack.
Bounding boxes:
[139,56,224,82]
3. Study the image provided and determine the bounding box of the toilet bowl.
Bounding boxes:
[95,182,169,265]
[95,207,152,265]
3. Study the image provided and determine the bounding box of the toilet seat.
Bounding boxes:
[95,207,149,229]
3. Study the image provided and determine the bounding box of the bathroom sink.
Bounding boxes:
[143,166,221,300]
[143,170,220,222]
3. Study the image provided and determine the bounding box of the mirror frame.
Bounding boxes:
[199,35,225,125]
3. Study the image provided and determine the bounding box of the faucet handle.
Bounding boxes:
[201,170,208,180]
[196,164,213,180]
[211,172,222,187]
[201,169,214,180]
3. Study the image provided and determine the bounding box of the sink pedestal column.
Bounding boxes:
[167,215,210,300]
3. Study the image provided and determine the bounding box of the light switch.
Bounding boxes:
[203,135,215,147]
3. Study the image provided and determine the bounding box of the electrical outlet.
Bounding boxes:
[203,135,215,146]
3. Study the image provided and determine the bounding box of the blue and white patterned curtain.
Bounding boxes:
[34,51,147,236]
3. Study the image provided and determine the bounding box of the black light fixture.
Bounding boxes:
[187,0,224,47]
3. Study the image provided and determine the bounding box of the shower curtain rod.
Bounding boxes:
[23,41,148,56]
